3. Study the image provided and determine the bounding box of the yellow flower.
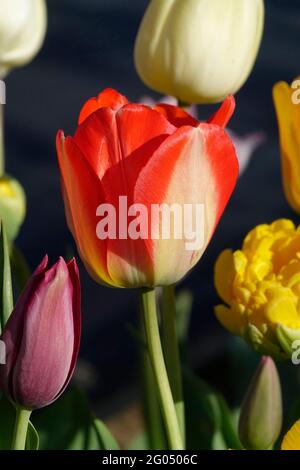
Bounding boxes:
[282,419,300,450]
[273,79,300,214]
[214,219,300,358]
[0,176,26,240]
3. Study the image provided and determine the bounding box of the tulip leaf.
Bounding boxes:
[32,387,120,450]
[0,395,39,450]
[0,221,13,334]
[10,244,31,295]
[92,419,120,450]
[183,368,242,450]
[129,432,150,450]
[26,422,39,450]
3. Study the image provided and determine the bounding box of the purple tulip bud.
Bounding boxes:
[0,255,81,410]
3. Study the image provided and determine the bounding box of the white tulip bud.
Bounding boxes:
[0,0,47,78]
[134,0,264,104]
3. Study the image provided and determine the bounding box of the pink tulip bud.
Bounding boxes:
[0,255,81,410]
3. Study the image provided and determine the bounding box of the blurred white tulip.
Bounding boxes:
[0,0,47,78]
[135,0,264,104]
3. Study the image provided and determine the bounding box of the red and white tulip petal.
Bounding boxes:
[154,103,199,128]
[207,95,235,129]
[132,124,238,285]
[57,132,112,286]
[78,87,128,124]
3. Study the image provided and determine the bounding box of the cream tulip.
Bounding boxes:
[134,0,264,104]
[0,0,47,78]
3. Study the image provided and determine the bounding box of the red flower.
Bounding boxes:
[57,88,238,288]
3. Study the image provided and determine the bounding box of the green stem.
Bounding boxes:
[161,285,185,446]
[139,297,166,450]
[140,288,183,450]
[0,103,5,177]
[11,407,31,450]
[141,343,167,449]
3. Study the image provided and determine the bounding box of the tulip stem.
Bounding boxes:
[0,103,4,176]
[141,288,183,450]
[11,407,31,450]
[161,285,185,446]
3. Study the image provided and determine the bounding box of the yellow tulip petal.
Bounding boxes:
[214,219,300,356]
[273,81,300,213]
[264,288,300,329]
[282,420,300,450]
[271,218,295,233]
[215,304,243,336]
[214,249,235,304]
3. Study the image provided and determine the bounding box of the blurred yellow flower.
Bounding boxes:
[0,176,26,241]
[214,219,300,358]
[281,419,300,450]
[273,79,300,214]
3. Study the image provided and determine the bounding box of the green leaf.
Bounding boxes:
[0,395,38,450]
[33,387,120,450]
[217,395,242,450]
[175,289,193,345]
[92,419,120,450]
[0,221,13,333]
[183,368,242,450]
[26,422,39,450]
[129,432,150,450]
[10,244,31,295]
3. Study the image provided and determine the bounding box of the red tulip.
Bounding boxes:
[0,256,81,410]
[57,88,238,288]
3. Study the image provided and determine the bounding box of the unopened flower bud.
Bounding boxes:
[0,175,26,240]
[239,356,283,450]
[0,256,81,410]
[134,0,264,104]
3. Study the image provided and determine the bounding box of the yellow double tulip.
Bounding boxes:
[215,219,300,358]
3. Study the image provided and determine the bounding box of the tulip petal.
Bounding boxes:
[78,88,128,124]
[273,81,300,214]
[0,256,48,399]
[215,304,243,336]
[12,258,75,409]
[154,103,199,128]
[57,131,112,286]
[207,95,236,129]
[54,258,81,400]
[103,105,176,286]
[264,289,300,330]
[74,104,175,201]
[282,419,300,450]
[214,249,235,305]
[125,123,239,285]
[68,105,176,287]
[74,105,175,193]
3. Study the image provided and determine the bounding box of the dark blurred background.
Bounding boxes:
[4,0,300,426]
